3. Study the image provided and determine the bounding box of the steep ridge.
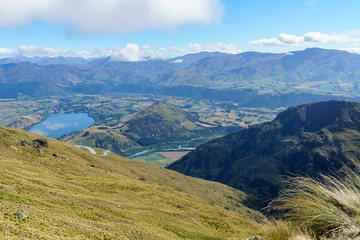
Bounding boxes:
[0,126,264,239]
[168,100,360,201]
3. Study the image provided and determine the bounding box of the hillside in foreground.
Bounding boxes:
[0,126,265,239]
[168,100,360,201]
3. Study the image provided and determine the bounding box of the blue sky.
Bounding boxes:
[0,0,360,60]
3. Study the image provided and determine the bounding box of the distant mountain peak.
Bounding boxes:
[121,101,198,145]
[129,101,197,123]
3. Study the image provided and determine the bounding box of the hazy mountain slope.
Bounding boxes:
[0,56,90,66]
[0,62,56,84]
[169,51,231,67]
[2,48,360,101]
[154,48,360,87]
[85,57,175,74]
[168,100,360,201]
[0,126,265,239]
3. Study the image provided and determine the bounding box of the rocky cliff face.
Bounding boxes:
[168,100,360,201]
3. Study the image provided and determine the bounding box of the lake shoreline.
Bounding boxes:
[29,113,95,139]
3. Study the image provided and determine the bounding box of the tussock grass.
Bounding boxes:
[270,160,360,239]
[263,221,315,240]
[0,126,265,239]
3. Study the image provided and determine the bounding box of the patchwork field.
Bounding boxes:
[133,151,190,167]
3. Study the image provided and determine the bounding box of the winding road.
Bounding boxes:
[74,145,110,156]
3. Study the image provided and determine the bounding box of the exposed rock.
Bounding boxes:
[15,211,27,219]
[4,132,9,137]
[21,140,30,146]
[52,153,69,161]
[224,206,230,210]
[88,164,96,168]
[19,139,43,149]
[39,149,45,155]
[34,138,48,148]
[116,205,121,208]
[10,145,18,151]
[244,236,262,240]
[138,177,147,181]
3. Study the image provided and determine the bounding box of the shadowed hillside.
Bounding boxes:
[168,100,360,201]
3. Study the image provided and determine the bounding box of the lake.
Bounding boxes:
[30,113,95,139]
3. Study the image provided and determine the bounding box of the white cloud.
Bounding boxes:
[0,0,223,34]
[0,48,15,56]
[303,32,349,43]
[12,44,157,60]
[251,32,351,46]
[187,42,242,54]
[2,42,242,61]
[18,45,82,57]
[110,43,144,61]
[96,43,168,61]
[343,47,360,55]
[188,43,202,52]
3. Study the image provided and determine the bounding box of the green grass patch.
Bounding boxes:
[163,226,222,240]
[101,209,132,220]
[135,152,167,162]
[0,191,42,206]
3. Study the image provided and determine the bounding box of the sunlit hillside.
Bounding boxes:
[0,126,265,239]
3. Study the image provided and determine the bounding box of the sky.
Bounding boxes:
[0,0,360,61]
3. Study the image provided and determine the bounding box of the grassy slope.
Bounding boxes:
[119,101,199,144]
[0,126,265,239]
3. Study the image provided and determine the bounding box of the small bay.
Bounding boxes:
[30,113,95,139]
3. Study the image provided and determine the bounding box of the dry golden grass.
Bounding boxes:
[269,160,360,239]
[0,126,266,239]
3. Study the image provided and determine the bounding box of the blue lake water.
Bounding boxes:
[30,113,95,139]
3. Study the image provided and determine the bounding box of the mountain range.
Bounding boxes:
[168,100,360,201]
[1,48,360,108]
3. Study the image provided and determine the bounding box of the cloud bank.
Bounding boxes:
[251,32,351,46]
[188,43,242,54]
[0,43,242,61]
[0,0,223,34]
